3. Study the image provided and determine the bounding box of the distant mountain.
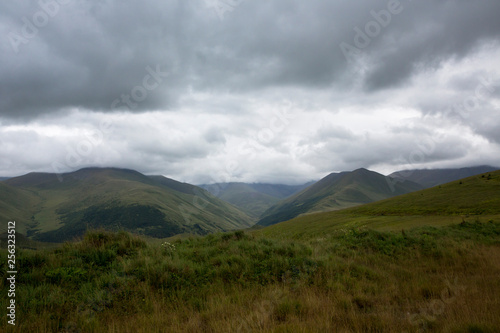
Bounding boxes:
[261,169,500,238]
[389,165,499,188]
[258,168,423,227]
[2,167,253,242]
[200,182,313,218]
[0,177,10,181]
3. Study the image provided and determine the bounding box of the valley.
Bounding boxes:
[1,166,499,332]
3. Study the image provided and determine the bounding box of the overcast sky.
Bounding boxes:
[1,0,499,184]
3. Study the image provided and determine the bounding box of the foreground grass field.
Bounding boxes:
[1,220,499,332]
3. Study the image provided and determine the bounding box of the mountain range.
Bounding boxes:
[257,168,423,226]
[388,165,498,188]
[1,168,253,242]
[1,165,498,242]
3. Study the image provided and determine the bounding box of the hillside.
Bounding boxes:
[389,165,498,188]
[0,182,41,235]
[200,182,312,218]
[2,168,253,242]
[258,168,423,227]
[260,169,500,239]
[3,219,499,332]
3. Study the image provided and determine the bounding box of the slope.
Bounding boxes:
[258,168,422,226]
[260,169,500,239]
[200,182,312,218]
[389,165,498,188]
[0,181,41,235]
[3,167,253,242]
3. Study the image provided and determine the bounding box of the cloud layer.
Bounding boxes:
[1,0,499,183]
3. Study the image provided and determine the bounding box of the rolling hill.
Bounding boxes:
[389,165,498,188]
[2,167,253,242]
[257,168,423,227]
[260,169,500,239]
[200,182,312,218]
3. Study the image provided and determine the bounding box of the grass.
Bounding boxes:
[1,221,499,332]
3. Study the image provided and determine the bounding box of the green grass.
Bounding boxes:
[1,222,499,332]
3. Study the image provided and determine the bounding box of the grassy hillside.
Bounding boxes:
[2,168,253,242]
[1,222,498,332]
[389,165,498,188]
[260,170,500,239]
[200,182,311,218]
[258,168,422,227]
[0,182,41,235]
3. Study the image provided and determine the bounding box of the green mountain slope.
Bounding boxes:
[0,182,41,235]
[200,182,312,218]
[260,169,500,239]
[3,168,253,242]
[389,165,498,188]
[258,168,423,227]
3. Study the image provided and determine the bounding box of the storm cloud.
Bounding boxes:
[1,0,499,183]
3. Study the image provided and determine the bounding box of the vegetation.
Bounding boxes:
[1,168,253,241]
[258,168,423,227]
[35,204,184,242]
[261,170,500,239]
[1,220,499,332]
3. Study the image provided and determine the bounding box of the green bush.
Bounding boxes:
[45,267,88,284]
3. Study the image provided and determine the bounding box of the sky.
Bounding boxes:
[1,0,499,185]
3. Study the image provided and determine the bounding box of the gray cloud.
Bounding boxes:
[3,0,499,118]
[1,0,499,182]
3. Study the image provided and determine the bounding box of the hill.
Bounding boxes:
[389,165,498,188]
[2,167,253,242]
[258,168,423,226]
[260,169,500,239]
[200,182,312,218]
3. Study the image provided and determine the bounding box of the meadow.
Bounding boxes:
[1,219,499,332]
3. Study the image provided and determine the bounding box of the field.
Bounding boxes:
[1,220,499,332]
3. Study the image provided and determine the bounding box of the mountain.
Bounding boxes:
[258,168,423,227]
[260,169,500,238]
[2,167,253,242]
[0,177,10,181]
[199,182,313,218]
[389,165,499,188]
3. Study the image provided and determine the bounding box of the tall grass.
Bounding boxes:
[1,221,499,332]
